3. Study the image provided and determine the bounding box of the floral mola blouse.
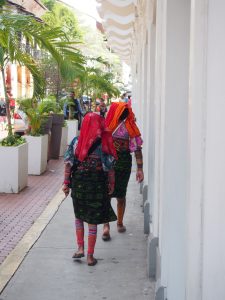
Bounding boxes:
[113,121,143,152]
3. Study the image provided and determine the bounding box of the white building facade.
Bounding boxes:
[97,1,225,299]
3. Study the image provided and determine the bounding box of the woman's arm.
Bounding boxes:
[62,162,72,196]
[134,149,144,183]
[108,169,115,195]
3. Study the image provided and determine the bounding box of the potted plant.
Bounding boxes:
[38,98,64,159]
[62,95,79,145]
[0,135,28,193]
[25,108,48,175]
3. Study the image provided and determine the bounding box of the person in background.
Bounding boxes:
[99,98,108,118]
[62,112,117,266]
[7,91,15,118]
[120,93,128,103]
[63,101,69,120]
[0,99,6,131]
[127,95,132,107]
[102,102,144,241]
[70,91,84,130]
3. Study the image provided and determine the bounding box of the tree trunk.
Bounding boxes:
[1,67,12,136]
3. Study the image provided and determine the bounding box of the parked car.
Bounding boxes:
[13,109,28,135]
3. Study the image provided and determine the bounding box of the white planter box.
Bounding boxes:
[0,143,28,193]
[60,126,68,157]
[25,135,48,175]
[67,120,78,145]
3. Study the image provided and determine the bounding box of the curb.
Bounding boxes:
[0,189,65,293]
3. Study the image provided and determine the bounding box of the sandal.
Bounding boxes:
[102,223,111,241]
[117,224,126,233]
[87,255,98,266]
[102,233,111,241]
[72,251,85,259]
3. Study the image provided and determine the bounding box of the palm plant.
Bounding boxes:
[0,1,84,140]
[78,58,120,104]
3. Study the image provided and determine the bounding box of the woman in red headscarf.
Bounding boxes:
[102,102,144,241]
[62,112,117,266]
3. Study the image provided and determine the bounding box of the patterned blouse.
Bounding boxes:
[113,121,143,152]
[64,137,115,172]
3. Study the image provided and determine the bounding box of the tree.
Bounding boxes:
[41,1,83,40]
[40,0,84,98]
[0,1,84,138]
[77,60,120,105]
[41,0,55,11]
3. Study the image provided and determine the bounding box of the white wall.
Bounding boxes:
[158,0,190,299]
[129,0,225,299]
[202,1,225,299]
[186,0,208,299]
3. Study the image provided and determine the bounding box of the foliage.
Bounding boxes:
[76,61,120,101]
[0,134,26,147]
[17,98,38,113]
[41,0,55,10]
[38,98,62,114]
[26,108,42,136]
[40,1,84,98]
[42,1,83,40]
[0,3,84,142]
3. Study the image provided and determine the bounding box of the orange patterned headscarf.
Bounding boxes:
[105,102,141,138]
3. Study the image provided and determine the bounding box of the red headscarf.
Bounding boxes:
[105,102,141,138]
[75,112,117,161]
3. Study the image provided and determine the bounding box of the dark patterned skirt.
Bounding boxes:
[111,151,132,198]
[71,169,117,224]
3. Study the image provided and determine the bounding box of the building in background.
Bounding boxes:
[97,1,225,300]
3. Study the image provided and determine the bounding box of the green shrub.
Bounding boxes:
[0,134,26,146]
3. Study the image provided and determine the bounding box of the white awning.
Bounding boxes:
[96,0,137,64]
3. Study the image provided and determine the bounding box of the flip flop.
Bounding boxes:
[88,258,98,266]
[102,233,111,241]
[72,252,85,259]
[117,224,126,233]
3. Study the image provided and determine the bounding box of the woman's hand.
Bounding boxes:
[136,169,144,183]
[62,184,70,197]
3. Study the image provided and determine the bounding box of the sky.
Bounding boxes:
[60,0,101,26]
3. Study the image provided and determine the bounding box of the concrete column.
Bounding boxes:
[185,1,208,299]
[201,1,225,299]
[159,1,191,299]
[142,38,149,182]
[152,0,167,241]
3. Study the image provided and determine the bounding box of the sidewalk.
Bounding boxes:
[0,167,155,299]
[0,158,64,265]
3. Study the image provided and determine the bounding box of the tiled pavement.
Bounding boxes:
[0,158,64,265]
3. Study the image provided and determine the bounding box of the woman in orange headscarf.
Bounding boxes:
[62,112,117,266]
[102,102,144,241]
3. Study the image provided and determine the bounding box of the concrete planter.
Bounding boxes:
[67,120,78,145]
[25,135,48,175]
[60,126,68,157]
[0,143,28,193]
[50,114,64,159]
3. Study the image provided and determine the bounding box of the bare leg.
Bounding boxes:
[72,218,85,258]
[117,197,126,232]
[87,224,98,266]
[102,223,111,241]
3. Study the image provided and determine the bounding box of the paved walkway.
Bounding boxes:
[0,158,64,265]
[0,166,155,300]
